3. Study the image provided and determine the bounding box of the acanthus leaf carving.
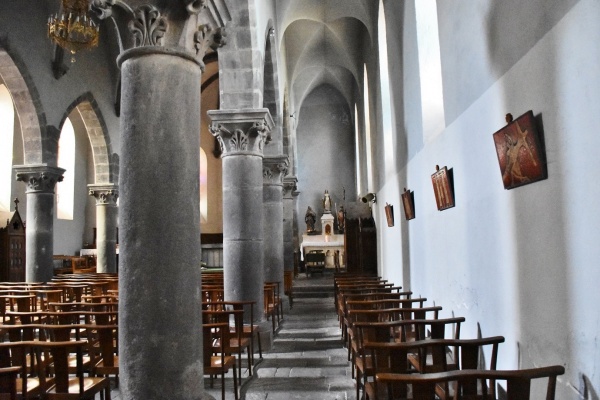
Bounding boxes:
[129,5,168,47]
[194,25,227,70]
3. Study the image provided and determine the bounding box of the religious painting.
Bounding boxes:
[431,166,455,211]
[401,188,415,220]
[385,203,394,227]
[493,111,547,190]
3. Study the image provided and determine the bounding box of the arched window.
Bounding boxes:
[200,148,208,223]
[363,64,374,191]
[415,0,445,142]
[0,84,14,211]
[379,1,395,173]
[354,104,362,195]
[57,117,75,220]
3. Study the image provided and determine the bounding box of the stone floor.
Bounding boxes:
[109,271,356,399]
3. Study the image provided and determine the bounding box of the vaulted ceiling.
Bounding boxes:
[276,0,375,111]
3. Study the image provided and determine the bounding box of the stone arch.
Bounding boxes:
[61,93,117,185]
[263,21,283,154]
[0,42,49,165]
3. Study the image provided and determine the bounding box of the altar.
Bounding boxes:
[300,237,345,269]
[300,208,345,269]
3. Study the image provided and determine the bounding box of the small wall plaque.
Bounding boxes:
[401,188,415,220]
[431,166,455,211]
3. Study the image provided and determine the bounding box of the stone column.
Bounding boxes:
[14,165,64,283]
[283,176,297,275]
[263,156,288,286]
[104,3,227,398]
[208,109,273,322]
[88,184,118,273]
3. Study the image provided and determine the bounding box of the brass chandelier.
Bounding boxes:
[48,0,99,58]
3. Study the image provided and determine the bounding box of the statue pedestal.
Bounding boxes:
[321,213,335,236]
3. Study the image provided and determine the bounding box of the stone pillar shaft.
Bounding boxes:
[283,176,298,274]
[88,184,118,274]
[118,47,204,399]
[14,165,64,283]
[263,156,288,285]
[208,109,273,322]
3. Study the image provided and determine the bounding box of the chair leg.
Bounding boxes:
[256,331,263,359]
[233,362,239,400]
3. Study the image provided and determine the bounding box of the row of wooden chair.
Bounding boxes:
[333,273,565,400]
[1,275,119,399]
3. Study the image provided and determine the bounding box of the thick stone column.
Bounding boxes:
[283,176,298,275]
[88,184,118,273]
[14,165,64,283]
[118,48,206,399]
[208,109,273,322]
[263,156,288,285]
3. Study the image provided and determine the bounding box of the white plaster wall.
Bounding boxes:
[376,0,600,397]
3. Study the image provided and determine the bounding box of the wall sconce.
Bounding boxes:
[360,193,377,204]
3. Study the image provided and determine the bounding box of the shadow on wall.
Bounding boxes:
[580,375,599,400]
[487,1,573,398]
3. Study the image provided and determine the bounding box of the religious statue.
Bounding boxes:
[305,206,317,233]
[322,190,332,214]
[336,205,345,233]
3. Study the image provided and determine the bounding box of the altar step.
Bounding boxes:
[292,274,336,298]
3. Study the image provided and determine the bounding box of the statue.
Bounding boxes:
[305,206,317,233]
[337,205,345,233]
[323,190,332,214]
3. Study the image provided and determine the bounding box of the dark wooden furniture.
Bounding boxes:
[304,251,326,277]
[0,200,26,282]
[344,202,377,275]
[376,365,565,399]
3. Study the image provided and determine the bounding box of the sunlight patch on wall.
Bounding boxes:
[379,1,395,175]
[0,84,14,212]
[364,64,374,191]
[200,148,208,223]
[57,117,75,220]
[415,0,446,143]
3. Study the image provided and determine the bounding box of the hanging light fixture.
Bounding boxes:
[48,0,99,61]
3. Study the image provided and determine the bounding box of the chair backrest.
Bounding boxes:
[376,365,565,399]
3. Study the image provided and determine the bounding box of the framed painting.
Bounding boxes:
[401,188,415,220]
[493,111,547,190]
[385,203,394,227]
[431,166,455,211]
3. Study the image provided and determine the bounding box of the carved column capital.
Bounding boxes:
[208,109,274,158]
[88,183,119,206]
[283,176,298,199]
[14,165,65,194]
[93,0,229,70]
[263,156,289,186]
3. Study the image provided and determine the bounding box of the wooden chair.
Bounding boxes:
[0,341,44,400]
[33,340,111,400]
[364,336,505,400]
[284,270,294,308]
[263,284,279,333]
[376,365,565,399]
[204,301,262,371]
[203,309,251,379]
[203,323,238,400]
[0,366,20,400]
[265,281,283,324]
